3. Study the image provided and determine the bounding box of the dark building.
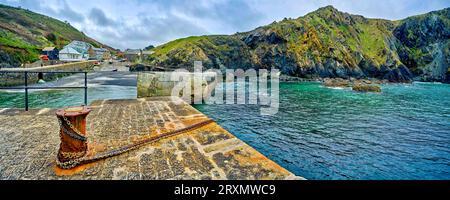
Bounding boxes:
[41,47,59,60]
[124,49,142,62]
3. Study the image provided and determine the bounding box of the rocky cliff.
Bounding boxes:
[394,8,449,82]
[146,6,450,83]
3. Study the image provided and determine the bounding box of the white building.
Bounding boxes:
[58,47,82,61]
[59,41,92,62]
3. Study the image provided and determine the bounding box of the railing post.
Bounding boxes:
[24,71,28,111]
[1,71,88,110]
[84,72,87,106]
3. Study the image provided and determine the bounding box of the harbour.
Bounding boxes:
[0,2,449,183]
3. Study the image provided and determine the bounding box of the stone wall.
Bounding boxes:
[137,72,217,103]
[0,61,96,87]
[1,60,96,72]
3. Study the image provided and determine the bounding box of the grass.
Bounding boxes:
[269,7,393,68]
[0,30,35,49]
[154,36,208,55]
[357,22,388,65]
[0,30,40,63]
[145,5,448,76]
[0,4,111,66]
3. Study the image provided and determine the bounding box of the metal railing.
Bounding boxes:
[0,71,88,111]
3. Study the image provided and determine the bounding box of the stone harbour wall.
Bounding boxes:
[137,72,217,103]
[0,97,301,180]
[0,61,96,87]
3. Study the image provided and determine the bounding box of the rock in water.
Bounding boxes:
[323,78,350,87]
[352,84,382,93]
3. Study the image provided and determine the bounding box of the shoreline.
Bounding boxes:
[279,74,450,85]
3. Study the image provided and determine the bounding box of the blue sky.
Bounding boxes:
[1,0,449,50]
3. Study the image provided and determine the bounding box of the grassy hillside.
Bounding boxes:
[149,35,254,71]
[0,4,113,67]
[146,6,449,82]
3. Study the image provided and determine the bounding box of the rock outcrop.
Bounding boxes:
[394,8,450,82]
[322,78,382,93]
[0,50,20,68]
[323,78,351,87]
[352,84,382,93]
[145,6,449,83]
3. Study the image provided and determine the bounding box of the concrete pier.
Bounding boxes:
[0,97,301,180]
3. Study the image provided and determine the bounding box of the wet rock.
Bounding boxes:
[323,78,350,87]
[352,83,381,93]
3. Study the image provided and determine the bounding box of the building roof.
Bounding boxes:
[124,49,141,55]
[92,47,109,52]
[62,40,92,55]
[42,47,56,51]
[59,47,81,55]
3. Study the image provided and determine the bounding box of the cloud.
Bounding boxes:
[88,7,115,27]
[147,0,265,32]
[3,0,84,22]
[83,12,208,50]
[56,0,84,22]
[1,0,449,50]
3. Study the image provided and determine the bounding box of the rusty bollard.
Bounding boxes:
[55,106,92,169]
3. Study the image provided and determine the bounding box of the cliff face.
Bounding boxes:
[0,4,113,68]
[146,6,450,83]
[394,8,450,82]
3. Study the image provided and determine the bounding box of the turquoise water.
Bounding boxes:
[194,82,450,180]
[1,81,449,180]
[0,86,136,108]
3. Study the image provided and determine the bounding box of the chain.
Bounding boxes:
[82,119,216,165]
[57,116,87,142]
[56,118,215,169]
[59,151,86,159]
[56,114,87,169]
[56,158,81,169]
[62,115,84,137]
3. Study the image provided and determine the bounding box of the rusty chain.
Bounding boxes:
[56,119,215,169]
[57,117,87,142]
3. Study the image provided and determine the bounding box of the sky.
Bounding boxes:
[1,0,449,50]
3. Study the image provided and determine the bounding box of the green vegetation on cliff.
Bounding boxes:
[394,8,450,82]
[149,35,254,71]
[0,4,112,67]
[0,30,39,63]
[146,6,449,83]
